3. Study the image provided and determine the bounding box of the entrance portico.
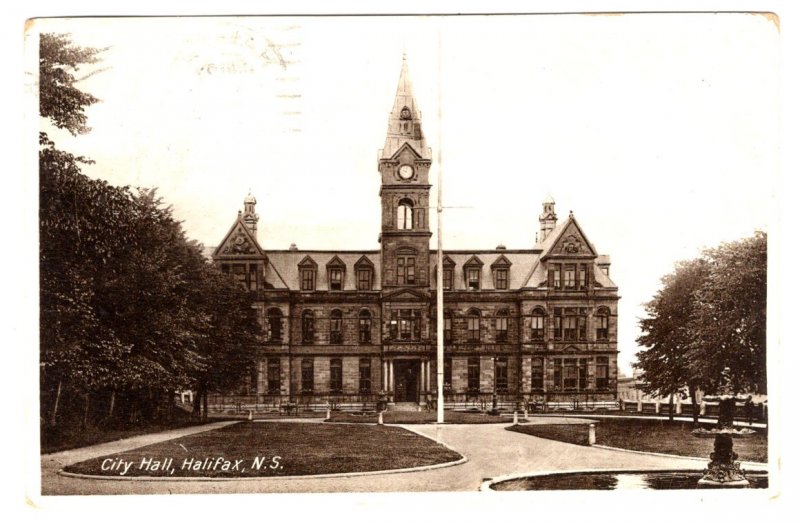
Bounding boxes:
[383,357,432,405]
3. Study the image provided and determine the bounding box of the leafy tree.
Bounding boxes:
[689,232,767,395]
[39,33,104,136]
[636,258,710,423]
[635,232,767,424]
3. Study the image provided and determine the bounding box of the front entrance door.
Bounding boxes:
[394,360,419,402]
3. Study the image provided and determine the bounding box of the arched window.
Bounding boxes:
[330,309,343,344]
[267,308,282,342]
[302,310,315,344]
[467,309,481,343]
[596,307,610,340]
[397,198,414,230]
[358,309,372,344]
[531,307,545,340]
[495,309,509,343]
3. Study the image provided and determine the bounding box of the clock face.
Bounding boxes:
[398,164,414,180]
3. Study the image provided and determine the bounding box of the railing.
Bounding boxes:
[206,393,383,414]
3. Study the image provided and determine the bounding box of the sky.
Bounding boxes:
[31,13,778,376]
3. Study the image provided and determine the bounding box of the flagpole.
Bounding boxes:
[436,30,445,425]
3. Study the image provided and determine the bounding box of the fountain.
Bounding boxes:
[692,368,755,488]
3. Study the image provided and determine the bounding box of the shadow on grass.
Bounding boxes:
[63,421,463,478]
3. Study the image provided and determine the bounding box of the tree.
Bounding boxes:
[39,33,104,136]
[636,258,710,423]
[689,232,767,395]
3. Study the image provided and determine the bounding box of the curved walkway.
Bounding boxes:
[41,419,742,495]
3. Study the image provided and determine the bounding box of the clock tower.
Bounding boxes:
[378,55,432,289]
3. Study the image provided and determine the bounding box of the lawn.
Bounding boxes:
[63,421,462,478]
[508,418,768,463]
[327,410,511,424]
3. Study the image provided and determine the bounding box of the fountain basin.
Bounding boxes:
[692,427,757,438]
[483,469,768,491]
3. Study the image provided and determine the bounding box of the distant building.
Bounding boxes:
[212,57,620,410]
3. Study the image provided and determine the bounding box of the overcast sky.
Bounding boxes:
[33,14,778,375]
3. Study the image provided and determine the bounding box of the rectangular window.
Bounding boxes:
[495,317,508,343]
[444,316,452,343]
[444,357,452,390]
[391,309,421,340]
[553,308,563,340]
[443,268,453,290]
[553,358,562,391]
[531,314,545,340]
[467,268,480,290]
[564,358,578,390]
[596,357,609,389]
[359,358,371,393]
[579,264,588,289]
[357,269,371,291]
[553,265,561,288]
[495,269,508,290]
[249,264,258,291]
[267,358,281,394]
[467,357,480,392]
[233,264,247,290]
[301,359,314,394]
[359,316,371,344]
[495,357,508,392]
[329,359,343,394]
[329,269,343,291]
[329,316,343,344]
[467,315,481,342]
[397,256,416,285]
[564,316,578,340]
[302,314,314,344]
[531,358,544,390]
[597,315,609,340]
[564,264,576,289]
[578,315,587,341]
[301,269,315,291]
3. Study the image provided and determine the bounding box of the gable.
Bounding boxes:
[213,218,264,259]
[354,255,375,269]
[297,255,318,269]
[491,254,512,268]
[390,141,424,161]
[383,288,428,302]
[463,255,485,267]
[326,255,345,268]
[543,217,597,259]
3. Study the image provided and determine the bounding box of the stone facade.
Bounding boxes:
[211,57,620,410]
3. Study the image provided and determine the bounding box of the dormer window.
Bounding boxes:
[436,256,456,290]
[326,256,346,291]
[354,255,375,291]
[298,256,318,291]
[491,255,512,290]
[463,256,484,291]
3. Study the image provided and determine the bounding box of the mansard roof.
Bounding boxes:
[265,251,381,290]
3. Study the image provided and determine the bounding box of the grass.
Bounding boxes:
[507,418,768,463]
[327,410,511,424]
[63,421,462,478]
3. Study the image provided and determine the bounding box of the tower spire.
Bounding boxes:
[381,55,431,160]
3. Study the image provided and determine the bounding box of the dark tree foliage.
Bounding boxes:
[39,33,262,440]
[39,33,103,136]
[635,232,767,422]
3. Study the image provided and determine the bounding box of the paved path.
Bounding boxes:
[39,418,739,495]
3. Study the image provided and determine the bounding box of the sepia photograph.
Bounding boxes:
[22,6,786,510]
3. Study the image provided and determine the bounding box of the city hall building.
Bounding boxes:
[212,58,620,411]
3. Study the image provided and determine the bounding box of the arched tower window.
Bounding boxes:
[397,198,414,230]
